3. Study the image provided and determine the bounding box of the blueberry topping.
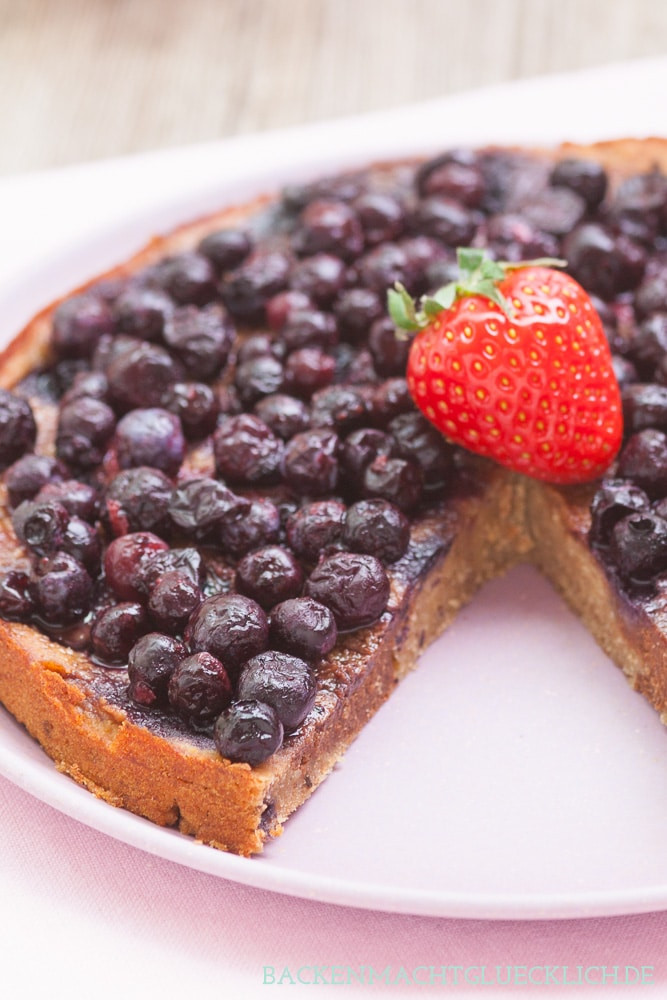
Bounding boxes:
[0,569,34,621]
[221,250,291,323]
[411,196,477,247]
[35,552,93,624]
[185,593,269,674]
[163,304,235,380]
[0,391,37,470]
[368,316,411,377]
[56,397,116,468]
[91,602,148,665]
[61,516,102,571]
[107,341,182,411]
[214,414,284,486]
[127,632,187,707]
[114,286,173,341]
[281,428,340,495]
[115,407,185,476]
[253,393,310,440]
[52,294,115,358]
[214,699,284,765]
[617,429,667,499]
[292,200,363,261]
[235,545,304,610]
[363,454,423,511]
[218,498,281,558]
[286,500,346,562]
[354,191,406,245]
[284,348,335,397]
[265,289,313,332]
[269,596,337,662]
[156,252,219,306]
[237,650,316,731]
[334,287,384,342]
[305,551,390,631]
[389,411,453,489]
[610,512,667,585]
[137,546,205,595]
[550,158,608,209]
[343,498,410,563]
[168,651,232,730]
[168,477,250,540]
[148,570,202,634]
[104,531,169,601]
[4,455,63,508]
[289,253,346,307]
[12,500,70,557]
[589,479,650,546]
[281,308,338,353]
[198,228,252,272]
[105,467,173,536]
[235,354,285,406]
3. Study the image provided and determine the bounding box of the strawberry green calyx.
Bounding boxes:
[387,246,566,333]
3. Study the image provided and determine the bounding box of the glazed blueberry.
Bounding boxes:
[168,652,233,730]
[309,385,367,433]
[589,479,650,546]
[289,253,346,307]
[163,304,236,380]
[237,650,316,731]
[629,314,667,380]
[269,597,337,661]
[156,251,219,306]
[564,224,645,299]
[484,213,559,262]
[197,228,253,272]
[107,341,182,411]
[4,455,63,508]
[635,267,667,319]
[612,355,639,389]
[185,593,269,675]
[218,498,281,558]
[363,454,423,511]
[105,467,173,536]
[610,512,667,585]
[92,333,143,373]
[355,243,416,294]
[281,428,340,496]
[235,545,304,611]
[12,499,70,557]
[217,383,245,417]
[213,415,284,486]
[214,700,283,765]
[52,294,115,358]
[550,158,608,209]
[61,371,110,406]
[412,196,477,246]
[617,429,667,499]
[389,411,454,489]
[104,531,169,601]
[400,236,450,293]
[517,187,586,236]
[115,408,185,476]
[283,173,363,211]
[341,427,396,483]
[35,478,100,522]
[333,288,384,342]
[292,199,364,261]
[35,552,93,625]
[281,309,338,355]
[168,477,250,540]
[127,632,187,707]
[91,603,148,664]
[354,191,406,245]
[148,570,202,634]
[253,393,310,440]
[265,289,313,332]
[416,149,484,206]
[610,171,667,244]
[284,348,335,397]
[236,333,285,365]
[0,568,33,620]
[161,381,219,439]
[221,250,291,323]
[304,551,390,631]
[56,397,116,468]
[621,384,667,434]
[61,516,102,571]
[114,286,173,341]
[368,316,411,377]
[369,378,414,426]
[286,500,346,562]
[138,546,205,595]
[235,355,285,406]
[343,498,410,563]
[0,391,37,470]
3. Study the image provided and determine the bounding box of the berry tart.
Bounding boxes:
[0,138,667,855]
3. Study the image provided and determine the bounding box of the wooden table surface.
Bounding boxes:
[1,0,666,176]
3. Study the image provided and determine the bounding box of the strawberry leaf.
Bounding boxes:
[388,283,422,332]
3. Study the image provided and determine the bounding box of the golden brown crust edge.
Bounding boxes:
[1,138,667,855]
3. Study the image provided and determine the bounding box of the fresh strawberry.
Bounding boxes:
[388,248,623,485]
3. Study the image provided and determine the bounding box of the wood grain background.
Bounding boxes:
[1,0,666,175]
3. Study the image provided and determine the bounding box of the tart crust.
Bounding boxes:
[1,139,667,855]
